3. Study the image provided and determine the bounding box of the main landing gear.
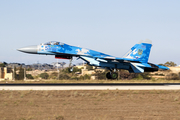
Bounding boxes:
[106,69,118,79]
[68,58,74,72]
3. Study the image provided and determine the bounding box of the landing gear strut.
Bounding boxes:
[106,69,118,79]
[68,58,74,72]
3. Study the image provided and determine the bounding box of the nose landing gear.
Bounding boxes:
[68,58,74,72]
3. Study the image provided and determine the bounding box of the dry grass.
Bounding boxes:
[0,90,180,120]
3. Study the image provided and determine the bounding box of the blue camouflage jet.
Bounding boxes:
[17,40,169,79]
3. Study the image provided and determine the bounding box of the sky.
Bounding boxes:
[0,0,180,65]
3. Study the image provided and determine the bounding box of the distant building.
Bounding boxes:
[0,67,13,81]
[51,62,66,68]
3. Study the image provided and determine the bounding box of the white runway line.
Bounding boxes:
[0,85,180,90]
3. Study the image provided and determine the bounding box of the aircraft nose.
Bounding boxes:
[17,45,38,54]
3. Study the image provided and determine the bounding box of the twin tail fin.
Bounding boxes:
[122,39,152,63]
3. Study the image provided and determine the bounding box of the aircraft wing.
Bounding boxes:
[51,50,141,63]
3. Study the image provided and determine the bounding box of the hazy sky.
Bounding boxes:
[0,0,180,65]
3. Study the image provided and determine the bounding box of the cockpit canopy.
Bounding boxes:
[42,41,65,46]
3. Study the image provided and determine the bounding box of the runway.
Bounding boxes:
[0,83,180,90]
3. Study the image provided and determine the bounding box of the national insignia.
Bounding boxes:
[138,49,143,55]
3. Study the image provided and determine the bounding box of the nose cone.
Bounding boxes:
[17,45,38,54]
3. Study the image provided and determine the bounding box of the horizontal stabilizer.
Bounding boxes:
[130,63,145,73]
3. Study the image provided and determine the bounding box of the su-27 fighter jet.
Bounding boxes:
[17,39,169,79]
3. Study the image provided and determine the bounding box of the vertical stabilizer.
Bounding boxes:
[123,39,152,63]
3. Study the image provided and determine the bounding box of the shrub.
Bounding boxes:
[78,75,84,80]
[119,70,137,80]
[154,73,164,76]
[140,72,151,79]
[49,72,58,79]
[26,68,32,71]
[93,70,106,80]
[119,70,151,80]
[155,73,159,75]
[39,73,49,79]
[166,73,180,80]
[84,74,91,79]
[58,74,70,80]
[86,65,94,71]
[136,74,144,80]
[33,76,39,79]
[159,74,165,76]
[70,76,79,80]
[26,74,34,79]
[78,74,91,80]
[62,67,81,74]
[0,63,6,67]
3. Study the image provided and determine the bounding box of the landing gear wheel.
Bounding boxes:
[106,72,112,79]
[111,72,118,79]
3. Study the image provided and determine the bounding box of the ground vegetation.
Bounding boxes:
[166,73,180,80]
[26,74,34,79]
[39,73,49,79]
[18,65,25,80]
[0,62,7,67]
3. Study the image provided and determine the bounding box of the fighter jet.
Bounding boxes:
[17,40,169,79]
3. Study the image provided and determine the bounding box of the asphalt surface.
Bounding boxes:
[0,83,180,90]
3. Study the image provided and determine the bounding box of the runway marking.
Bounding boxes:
[1,85,180,90]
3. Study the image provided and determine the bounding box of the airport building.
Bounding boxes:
[0,67,13,81]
